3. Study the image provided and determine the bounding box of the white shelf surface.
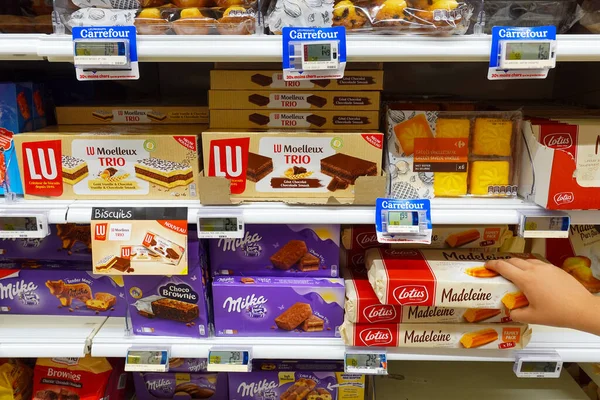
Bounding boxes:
[0,315,107,358]
[0,34,600,62]
[0,199,71,224]
[90,318,600,362]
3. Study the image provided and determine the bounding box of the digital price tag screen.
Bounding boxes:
[207,350,251,372]
[513,351,562,378]
[345,352,387,375]
[198,216,244,239]
[386,211,420,234]
[125,349,169,372]
[74,40,130,67]
[0,215,48,239]
[301,41,339,71]
[500,40,556,69]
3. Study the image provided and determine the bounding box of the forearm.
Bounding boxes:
[571,295,600,336]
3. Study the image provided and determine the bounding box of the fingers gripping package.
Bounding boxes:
[202,131,385,204]
[365,248,538,309]
[54,0,262,35]
[266,0,474,35]
[209,224,340,277]
[228,371,365,400]
[343,266,512,324]
[340,320,531,349]
[385,109,522,199]
[211,276,345,337]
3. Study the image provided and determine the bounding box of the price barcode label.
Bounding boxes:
[207,349,251,372]
[0,213,49,239]
[345,352,387,375]
[519,212,570,239]
[125,349,169,372]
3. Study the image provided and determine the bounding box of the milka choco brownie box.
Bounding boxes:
[124,234,210,338]
[134,370,229,400]
[209,90,380,111]
[212,276,344,337]
[13,130,201,200]
[55,105,209,124]
[210,69,384,91]
[209,224,340,277]
[343,265,511,325]
[201,131,384,204]
[210,110,379,130]
[0,265,126,316]
[229,371,365,400]
[366,248,539,309]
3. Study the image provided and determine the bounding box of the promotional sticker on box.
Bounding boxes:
[209,224,340,277]
[92,207,188,275]
[14,132,201,200]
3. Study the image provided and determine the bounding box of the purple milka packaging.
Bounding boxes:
[228,371,338,400]
[124,235,210,338]
[208,224,340,277]
[0,267,126,316]
[0,224,91,262]
[212,276,344,337]
[133,358,228,400]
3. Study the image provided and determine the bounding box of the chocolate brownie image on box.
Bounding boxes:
[275,302,312,331]
[307,95,327,108]
[249,94,270,107]
[251,73,273,87]
[151,298,199,323]
[321,153,378,185]
[299,253,320,272]
[270,240,308,270]
[135,158,194,189]
[306,114,327,127]
[247,152,273,182]
[249,113,270,126]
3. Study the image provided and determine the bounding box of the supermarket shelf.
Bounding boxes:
[0,198,71,224]
[90,318,600,363]
[0,315,107,358]
[1,34,600,62]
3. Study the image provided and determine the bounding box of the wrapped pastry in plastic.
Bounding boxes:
[0,0,53,33]
[53,0,139,33]
[266,0,473,35]
[135,3,258,35]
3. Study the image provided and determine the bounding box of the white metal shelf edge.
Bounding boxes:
[0,34,596,62]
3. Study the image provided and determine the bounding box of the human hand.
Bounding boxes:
[485,258,599,332]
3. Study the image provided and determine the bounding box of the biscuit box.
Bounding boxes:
[340,321,531,349]
[343,266,511,324]
[366,248,541,309]
[55,106,209,124]
[0,223,91,262]
[531,225,600,295]
[210,110,379,130]
[519,119,600,209]
[210,70,384,91]
[0,267,126,316]
[0,83,34,195]
[201,131,385,204]
[13,131,201,200]
[124,236,210,338]
[211,276,344,337]
[209,90,380,111]
[228,371,365,400]
[209,224,340,277]
[385,109,522,199]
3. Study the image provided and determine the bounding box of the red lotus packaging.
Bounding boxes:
[32,356,112,400]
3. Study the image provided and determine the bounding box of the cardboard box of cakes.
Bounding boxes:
[13,131,202,200]
[55,105,209,124]
[199,130,386,205]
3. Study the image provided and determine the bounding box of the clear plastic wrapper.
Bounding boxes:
[53,0,139,33]
[267,0,474,35]
[578,0,600,33]
[0,0,52,33]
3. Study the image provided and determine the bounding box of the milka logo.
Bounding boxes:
[223,294,267,313]
[359,328,393,346]
[543,133,572,149]
[554,192,574,205]
[356,232,377,249]
[217,232,262,252]
[363,304,397,323]
[392,285,428,305]
[146,379,171,392]
[0,280,38,300]
[237,380,278,397]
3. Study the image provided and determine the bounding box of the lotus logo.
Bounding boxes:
[543,133,572,149]
[356,232,378,249]
[554,192,574,205]
[363,305,397,323]
[384,249,419,257]
[393,285,428,305]
[359,328,393,346]
[351,253,365,267]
